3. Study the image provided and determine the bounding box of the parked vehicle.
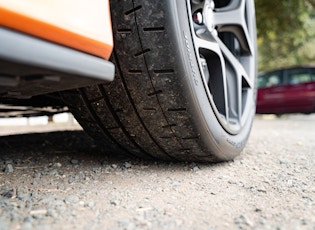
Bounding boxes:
[256,66,315,115]
[0,0,257,162]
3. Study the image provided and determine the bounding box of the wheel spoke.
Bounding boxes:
[193,34,230,121]
[213,0,253,55]
[215,35,253,88]
[194,34,223,61]
[216,37,252,122]
[214,0,244,25]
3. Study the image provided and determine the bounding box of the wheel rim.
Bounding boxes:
[188,0,256,135]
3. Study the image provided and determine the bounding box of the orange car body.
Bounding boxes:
[0,0,115,98]
[0,0,113,60]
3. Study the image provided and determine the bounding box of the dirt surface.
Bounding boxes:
[0,115,314,230]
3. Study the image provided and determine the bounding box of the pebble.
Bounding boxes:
[192,166,200,172]
[124,162,132,169]
[279,158,290,165]
[0,188,15,198]
[47,169,59,176]
[257,185,267,193]
[4,164,14,173]
[234,214,253,228]
[16,190,30,201]
[54,162,62,168]
[86,201,95,208]
[92,167,101,173]
[57,184,65,190]
[110,199,120,206]
[30,209,48,217]
[64,195,80,204]
[68,177,76,184]
[70,159,79,165]
[33,171,41,179]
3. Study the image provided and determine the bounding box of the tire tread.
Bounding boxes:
[62,0,220,162]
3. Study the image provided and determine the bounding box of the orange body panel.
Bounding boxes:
[0,0,113,60]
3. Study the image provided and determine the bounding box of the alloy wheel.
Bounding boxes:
[189,0,256,134]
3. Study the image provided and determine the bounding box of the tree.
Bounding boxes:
[255,0,315,71]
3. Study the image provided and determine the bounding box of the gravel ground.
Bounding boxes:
[0,115,314,230]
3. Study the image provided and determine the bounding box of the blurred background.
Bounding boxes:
[256,0,315,72]
[255,0,315,116]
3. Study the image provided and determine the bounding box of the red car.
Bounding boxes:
[256,66,315,114]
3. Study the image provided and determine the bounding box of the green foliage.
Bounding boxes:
[255,0,315,72]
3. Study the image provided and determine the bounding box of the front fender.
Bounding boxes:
[0,0,113,59]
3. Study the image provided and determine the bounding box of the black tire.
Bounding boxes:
[62,0,257,162]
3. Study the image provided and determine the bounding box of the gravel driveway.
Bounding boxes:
[0,115,314,230]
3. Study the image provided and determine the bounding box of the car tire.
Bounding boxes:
[62,0,257,162]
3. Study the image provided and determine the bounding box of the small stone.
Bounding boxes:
[64,195,79,204]
[124,162,132,169]
[296,141,303,146]
[301,218,307,225]
[30,209,47,216]
[54,162,62,168]
[4,164,14,173]
[279,159,289,165]
[110,200,120,206]
[234,215,253,227]
[92,167,101,173]
[16,188,30,201]
[86,201,95,208]
[46,209,58,218]
[33,171,41,179]
[57,184,65,190]
[111,164,118,169]
[48,169,59,176]
[70,159,79,164]
[171,181,181,186]
[192,166,200,172]
[257,185,267,193]
[68,177,75,184]
[24,216,33,223]
[0,188,15,198]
